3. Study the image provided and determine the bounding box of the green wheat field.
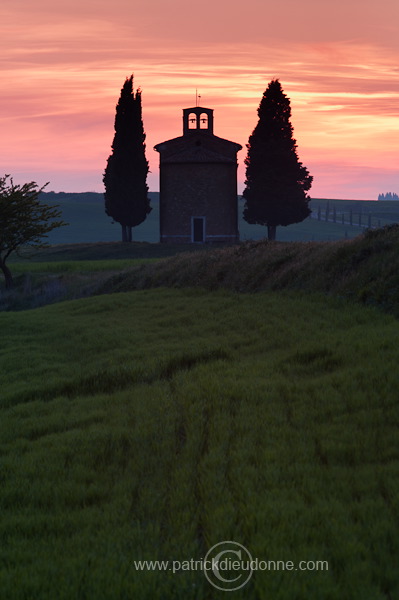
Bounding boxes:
[1,229,399,599]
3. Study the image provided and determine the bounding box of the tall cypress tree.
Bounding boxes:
[243,79,312,240]
[103,75,151,242]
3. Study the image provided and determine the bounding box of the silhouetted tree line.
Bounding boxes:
[378,192,399,201]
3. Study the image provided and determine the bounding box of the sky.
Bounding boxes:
[1,0,398,199]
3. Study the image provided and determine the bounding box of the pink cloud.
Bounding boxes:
[0,0,398,198]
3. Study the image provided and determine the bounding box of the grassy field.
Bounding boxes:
[2,226,399,597]
[4,224,399,315]
[1,288,399,599]
[3,243,217,310]
[10,258,155,274]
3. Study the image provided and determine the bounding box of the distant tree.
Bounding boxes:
[103,75,151,242]
[378,192,399,201]
[0,175,66,288]
[243,79,313,240]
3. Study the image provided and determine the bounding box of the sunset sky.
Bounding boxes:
[1,0,398,199]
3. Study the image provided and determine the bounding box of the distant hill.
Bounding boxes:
[39,192,399,244]
[40,191,159,245]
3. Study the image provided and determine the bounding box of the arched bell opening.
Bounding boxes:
[199,113,209,129]
[188,112,198,129]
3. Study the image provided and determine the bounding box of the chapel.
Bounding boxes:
[154,106,242,243]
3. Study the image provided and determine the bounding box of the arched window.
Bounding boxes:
[200,113,208,129]
[188,113,197,129]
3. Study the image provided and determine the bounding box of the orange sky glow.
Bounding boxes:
[1,0,398,199]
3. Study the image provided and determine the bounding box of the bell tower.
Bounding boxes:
[183,107,214,136]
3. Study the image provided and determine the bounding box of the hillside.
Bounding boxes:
[97,224,399,317]
[4,224,399,316]
[2,223,399,597]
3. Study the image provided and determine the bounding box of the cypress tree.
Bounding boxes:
[243,79,313,240]
[103,75,151,242]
